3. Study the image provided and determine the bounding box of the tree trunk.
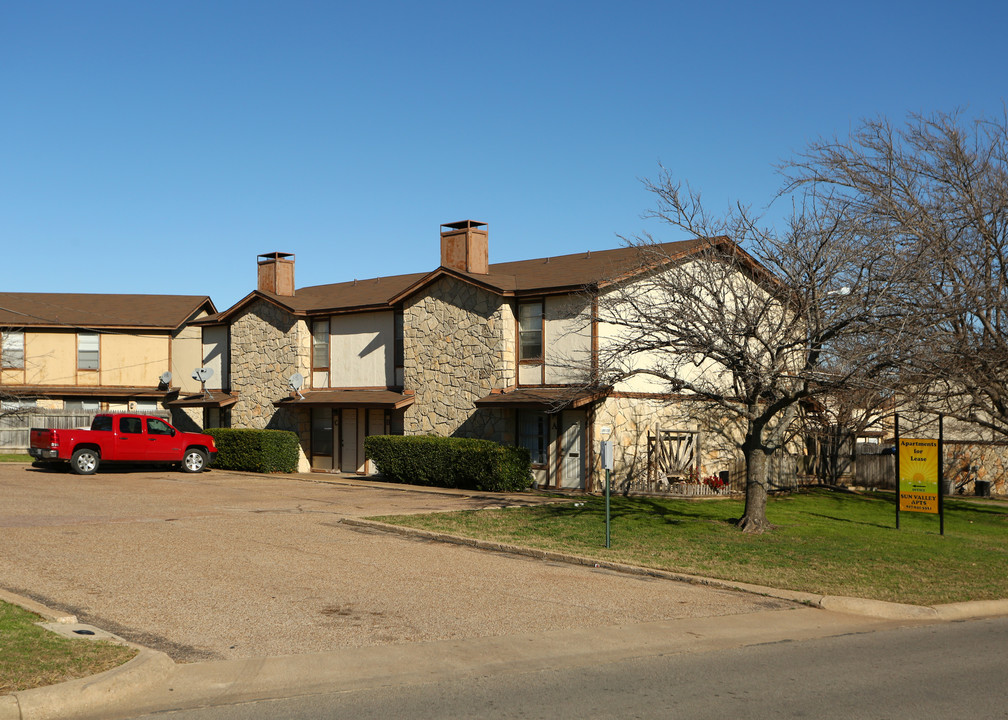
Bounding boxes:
[737,439,772,533]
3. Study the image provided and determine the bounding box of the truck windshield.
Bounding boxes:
[91,416,113,432]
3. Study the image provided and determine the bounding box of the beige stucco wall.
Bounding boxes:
[596,261,749,395]
[24,332,76,385]
[200,325,229,391]
[97,334,166,387]
[544,293,592,385]
[169,323,206,392]
[329,311,393,388]
[402,277,514,443]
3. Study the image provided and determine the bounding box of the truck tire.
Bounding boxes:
[70,448,99,475]
[181,448,207,473]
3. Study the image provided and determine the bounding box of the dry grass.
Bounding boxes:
[0,601,137,693]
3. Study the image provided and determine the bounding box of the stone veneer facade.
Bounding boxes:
[591,395,743,493]
[402,276,516,443]
[229,299,310,442]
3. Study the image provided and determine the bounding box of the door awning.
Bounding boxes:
[164,390,239,409]
[273,389,415,409]
[474,386,609,410]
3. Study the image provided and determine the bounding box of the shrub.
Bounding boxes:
[205,428,300,473]
[364,435,532,492]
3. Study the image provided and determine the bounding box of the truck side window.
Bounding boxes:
[119,417,142,434]
[147,418,173,436]
[91,416,113,432]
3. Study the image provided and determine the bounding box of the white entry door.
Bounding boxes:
[560,411,585,489]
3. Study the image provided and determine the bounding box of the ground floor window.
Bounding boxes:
[518,410,549,466]
[312,407,333,457]
[64,399,100,412]
[204,407,229,428]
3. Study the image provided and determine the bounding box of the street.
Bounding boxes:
[126,616,1008,719]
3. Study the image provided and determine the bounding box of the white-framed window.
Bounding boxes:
[518,410,549,466]
[64,399,100,412]
[78,332,99,370]
[1,330,24,369]
[312,319,330,371]
[1,398,36,411]
[518,302,543,362]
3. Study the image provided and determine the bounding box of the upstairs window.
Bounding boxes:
[518,302,543,362]
[313,319,330,370]
[78,332,99,370]
[2,330,24,369]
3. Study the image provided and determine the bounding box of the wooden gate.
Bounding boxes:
[647,428,699,484]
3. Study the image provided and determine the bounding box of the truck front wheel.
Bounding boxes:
[181,448,207,473]
[70,448,99,475]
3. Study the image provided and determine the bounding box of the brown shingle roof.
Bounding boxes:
[214,238,711,319]
[0,293,216,330]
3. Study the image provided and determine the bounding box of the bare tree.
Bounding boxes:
[595,169,911,532]
[784,110,1008,437]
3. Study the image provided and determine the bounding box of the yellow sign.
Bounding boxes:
[899,438,939,513]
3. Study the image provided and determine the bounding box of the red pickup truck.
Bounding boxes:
[29,414,218,475]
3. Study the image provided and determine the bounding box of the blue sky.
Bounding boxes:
[3,0,1005,311]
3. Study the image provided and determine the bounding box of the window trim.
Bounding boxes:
[77,331,99,371]
[517,300,544,364]
[1,330,24,370]
[312,319,330,371]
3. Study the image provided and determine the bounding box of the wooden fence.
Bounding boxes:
[0,410,170,453]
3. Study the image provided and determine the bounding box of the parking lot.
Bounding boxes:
[0,463,792,662]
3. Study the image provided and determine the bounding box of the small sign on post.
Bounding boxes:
[600,440,613,548]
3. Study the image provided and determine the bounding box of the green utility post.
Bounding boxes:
[601,438,613,548]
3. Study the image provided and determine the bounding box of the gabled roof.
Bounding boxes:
[391,237,711,301]
[0,293,216,331]
[211,238,717,321]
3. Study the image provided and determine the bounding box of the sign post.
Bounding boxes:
[600,436,613,548]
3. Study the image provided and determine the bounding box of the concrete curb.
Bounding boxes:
[0,593,175,720]
[3,650,174,720]
[340,517,1008,623]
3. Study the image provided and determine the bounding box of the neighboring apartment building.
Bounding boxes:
[207,221,742,490]
[0,293,219,429]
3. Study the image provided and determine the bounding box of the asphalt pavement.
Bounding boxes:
[2,463,1006,720]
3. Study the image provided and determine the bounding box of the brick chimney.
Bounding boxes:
[257,252,295,296]
[440,221,488,274]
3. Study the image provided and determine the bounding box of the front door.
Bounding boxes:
[340,408,358,473]
[559,411,585,490]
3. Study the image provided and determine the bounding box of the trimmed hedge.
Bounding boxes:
[364,435,533,492]
[205,428,300,473]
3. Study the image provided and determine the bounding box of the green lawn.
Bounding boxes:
[373,488,1008,606]
[0,454,30,462]
[0,601,137,693]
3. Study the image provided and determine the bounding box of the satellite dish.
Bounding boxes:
[289,372,304,400]
[160,371,172,385]
[191,367,214,383]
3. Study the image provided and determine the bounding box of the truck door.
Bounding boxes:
[145,417,182,461]
[115,416,146,461]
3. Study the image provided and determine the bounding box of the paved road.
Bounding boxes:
[123,615,1008,719]
[0,464,792,662]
